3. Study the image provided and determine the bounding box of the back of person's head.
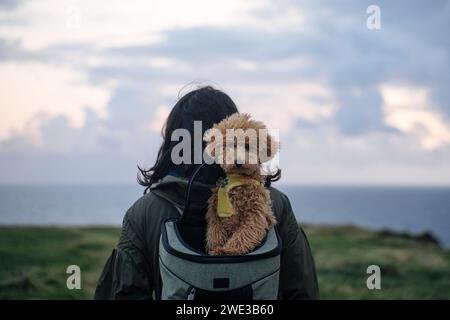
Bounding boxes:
[138,85,239,191]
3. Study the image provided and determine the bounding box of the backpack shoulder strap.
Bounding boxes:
[149,190,183,216]
[179,163,209,224]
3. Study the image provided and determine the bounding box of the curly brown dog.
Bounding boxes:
[204,113,279,255]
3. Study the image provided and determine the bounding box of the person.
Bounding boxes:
[94,86,319,300]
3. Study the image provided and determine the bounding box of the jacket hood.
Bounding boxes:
[149,175,214,212]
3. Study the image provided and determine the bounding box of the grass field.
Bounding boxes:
[0,225,449,299]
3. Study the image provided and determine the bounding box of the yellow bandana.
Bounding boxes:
[217,174,261,218]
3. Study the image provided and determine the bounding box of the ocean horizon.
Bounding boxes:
[0,184,449,247]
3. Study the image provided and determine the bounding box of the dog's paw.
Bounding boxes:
[208,248,228,256]
[266,213,277,228]
[207,248,224,256]
[215,246,246,256]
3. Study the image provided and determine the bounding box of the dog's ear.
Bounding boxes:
[203,127,224,160]
[260,130,279,162]
[266,132,279,159]
[203,128,214,144]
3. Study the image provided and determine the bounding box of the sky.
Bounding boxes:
[0,0,449,186]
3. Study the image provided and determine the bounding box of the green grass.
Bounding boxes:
[0,225,449,299]
[0,226,120,299]
[306,225,450,299]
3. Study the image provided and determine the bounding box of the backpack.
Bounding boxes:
[158,163,282,300]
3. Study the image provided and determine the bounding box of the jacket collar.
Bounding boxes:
[149,175,213,211]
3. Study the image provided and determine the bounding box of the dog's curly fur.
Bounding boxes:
[204,113,279,255]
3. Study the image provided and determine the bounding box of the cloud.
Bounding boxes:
[380,84,450,150]
[0,61,111,141]
[0,0,269,50]
[228,82,336,131]
[0,0,449,185]
[334,87,395,135]
[0,85,168,184]
[0,0,23,10]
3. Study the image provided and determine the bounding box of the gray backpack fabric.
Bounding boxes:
[159,219,281,300]
[158,164,282,300]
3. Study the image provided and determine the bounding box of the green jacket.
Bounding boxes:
[94,175,319,299]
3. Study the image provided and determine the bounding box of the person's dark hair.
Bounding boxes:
[138,85,281,193]
[138,86,238,193]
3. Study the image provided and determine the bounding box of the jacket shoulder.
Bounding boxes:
[124,191,180,231]
[268,187,291,214]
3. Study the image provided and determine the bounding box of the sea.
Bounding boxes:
[0,184,449,247]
